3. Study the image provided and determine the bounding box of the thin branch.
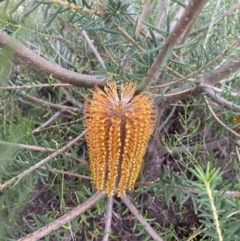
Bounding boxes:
[0,83,73,90]
[121,195,164,241]
[18,191,104,241]
[40,166,91,180]
[135,0,151,39]
[204,97,240,138]
[202,87,240,113]
[135,182,240,197]
[156,0,169,30]
[32,111,62,133]
[235,145,240,163]
[102,197,113,241]
[160,137,229,156]
[82,30,106,69]
[164,87,193,98]
[157,103,177,133]
[222,2,240,18]
[0,31,104,88]
[19,91,81,113]
[135,0,208,94]
[0,131,86,192]
[60,87,84,110]
[202,86,239,97]
[151,37,240,89]
[0,140,88,165]
[179,1,198,44]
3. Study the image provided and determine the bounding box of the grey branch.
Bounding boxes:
[102,197,113,241]
[201,87,240,112]
[122,195,164,241]
[156,0,169,30]
[200,54,240,86]
[0,31,104,88]
[135,0,151,39]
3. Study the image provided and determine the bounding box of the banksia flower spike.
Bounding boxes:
[84,81,157,197]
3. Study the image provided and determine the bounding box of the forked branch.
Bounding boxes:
[135,0,208,94]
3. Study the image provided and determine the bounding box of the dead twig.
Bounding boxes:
[0,140,88,165]
[40,166,91,180]
[121,195,164,241]
[0,131,86,192]
[18,191,104,241]
[135,0,151,39]
[82,30,106,69]
[102,197,113,241]
[0,83,73,90]
[19,91,81,113]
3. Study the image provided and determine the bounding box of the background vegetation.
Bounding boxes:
[0,0,240,240]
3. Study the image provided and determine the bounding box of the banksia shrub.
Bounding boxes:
[84,82,157,197]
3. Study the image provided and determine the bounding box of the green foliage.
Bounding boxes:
[0,0,240,240]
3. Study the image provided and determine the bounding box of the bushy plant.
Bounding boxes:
[0,0,240,240]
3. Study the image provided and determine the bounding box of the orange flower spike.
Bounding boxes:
[84,82,157,197]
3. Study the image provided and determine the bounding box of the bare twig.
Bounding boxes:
[0,83,73,90]
[40,166,91,180]
[32,111,62,133]
[0,131,86,192]
[235,145,240,163]
[102,197,113,241]
[58,85,84,110]
[222,2,240,18]
[186,187,240,198]
[19,91,81,113]
[158,137,229,157]
[82,30,106,69]
[121,195,164,241]
[157,103,177,133]
[156,0,169,30]
[0,31,104,88]
[202,87,240,113]
[18,191,104,241]
[135,182,240,197]
[135,0,151,39]
[0,140,88,165]
[204,97,240,138]
[203,86,239,97]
